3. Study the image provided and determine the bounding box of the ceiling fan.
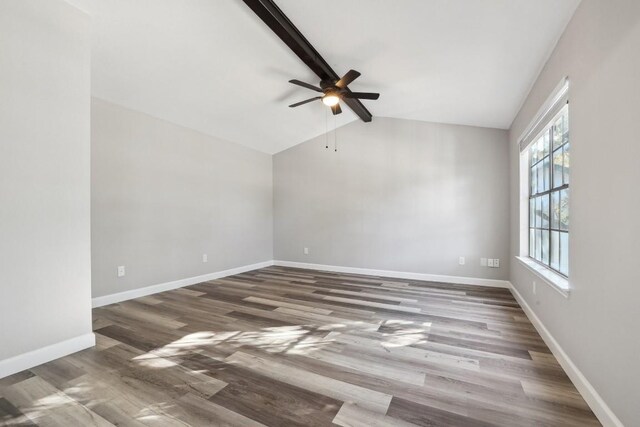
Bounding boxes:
[242,0,378,122]
[288,69,380,115]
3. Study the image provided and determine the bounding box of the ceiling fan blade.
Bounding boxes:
[331,103,342,115]
[289,97,321,108]
[289,79,322,92]
[336,69,361,88]
[343,92,380,100]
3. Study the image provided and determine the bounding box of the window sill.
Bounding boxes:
[515,256,570,298]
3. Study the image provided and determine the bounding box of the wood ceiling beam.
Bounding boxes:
[241,0,373,122]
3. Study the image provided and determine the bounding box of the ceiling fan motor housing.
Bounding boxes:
[319,80,337,90]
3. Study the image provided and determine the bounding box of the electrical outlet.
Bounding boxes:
[202,254,208,263]
[303,247,309,255]
[480,258,487,267]
[487,259,494,267]
[459,256,465,265]
[117,266,125,277]
[494,259,500,268]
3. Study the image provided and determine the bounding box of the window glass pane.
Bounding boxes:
[543,131,550,158]
[541,230,549,265]
[542,157,550,192]
[541,194,549,228]
[535,196,542,228]
[550,231,560,270]
[529,148,534,166]
[530,229,535,258]
[550,191,560,229]
[530,137,543,165]
[563,143,570,185]
[536,162,544,194]
[562,107,569,145]
[529,198,535,228]
[553,114,564,150]
[536,138,545,163]
[560,232,569,275]
[535,229,542,261]
[553,147,563,188]
[560,188,570,230]
[530,142,538,165]
[530,164,537,194]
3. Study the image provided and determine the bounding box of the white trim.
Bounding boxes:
[0,333,95,379]
[515,256,570,298]
[274,260,510,288]
[92,261,274,308]
[518,76,569,149]
[509,284,623,427]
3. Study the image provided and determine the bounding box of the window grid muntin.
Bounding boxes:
[528,104,569,277]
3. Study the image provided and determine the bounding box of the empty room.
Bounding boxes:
[1,0,638,425]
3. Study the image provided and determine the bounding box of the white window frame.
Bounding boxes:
[516,77,570,297]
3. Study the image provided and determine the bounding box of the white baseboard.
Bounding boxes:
[92,261,274,308]
[0,333,95,379]
[273,260,510,288]
[509,284,623,427]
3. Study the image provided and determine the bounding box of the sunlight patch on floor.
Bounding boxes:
[131,317,438,370]
[378,319,431,348]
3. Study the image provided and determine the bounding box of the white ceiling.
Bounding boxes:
[69,0,580,154]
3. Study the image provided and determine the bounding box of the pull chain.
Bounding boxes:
[325,107,329,149]
[334,111,337,152]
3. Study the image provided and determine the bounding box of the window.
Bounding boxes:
[527,104,569,276]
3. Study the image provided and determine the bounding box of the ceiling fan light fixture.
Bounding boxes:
[322,94,340,107]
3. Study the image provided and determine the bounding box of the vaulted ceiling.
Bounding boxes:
[69,0,580,153]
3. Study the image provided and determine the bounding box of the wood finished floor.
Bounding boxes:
[0,266,600,426]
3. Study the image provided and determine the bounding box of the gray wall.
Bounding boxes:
[0,1,92,360]
[274,117,510,280]
[91,99,273,298]
[508,0,640,423]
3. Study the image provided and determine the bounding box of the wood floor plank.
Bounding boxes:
[0,396,37,426]
[387,397,495,427]
[332,402,419,427]
[224,351,393,414]
[326,331,481,371]
[302,346,427,386]
[321,295,422,313]
[62,374,178,427]
[1,376,115,427]
[243,296,333,315]
[206,360,342,426]
[0,266,600,426]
